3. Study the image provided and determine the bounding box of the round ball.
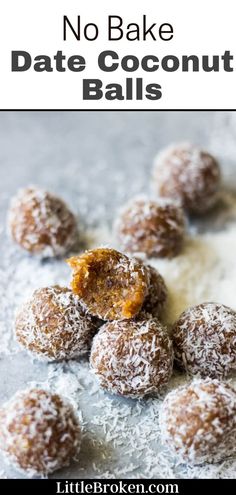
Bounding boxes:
[15,286,98,361]
[153,143,221,214]
[159,379,236,464]
[172,302,236,378]
[90,318,173,398]
[115,197,185,258]
[8,186,78,257]
[0,388,81,475]
[67,248,149,321]
[141,264,167,318]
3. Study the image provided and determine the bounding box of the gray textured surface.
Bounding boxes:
[0,111,224,225]
[0,111,235,479]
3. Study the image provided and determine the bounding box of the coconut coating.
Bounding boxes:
[90,319,173,398]
[153,143,221,214]
[115,197,185,258]
[15,286,98,361]
[172,302,236,378]
[8,186,78,257]
[159,379,236,464]
[141,264,167,318]
[67,248,149,321]
[0,388,81,476]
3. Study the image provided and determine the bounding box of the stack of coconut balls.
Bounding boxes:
[0,142,236,477]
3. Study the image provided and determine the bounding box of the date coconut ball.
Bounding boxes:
[159,379,236,464]
[67,248,149,321]
[8,186,78,257]
[15,286,98,361]
[153,143,221,214]
[90,318,173,398]
[0,388,81,476]
[115,197,185,258]
[172,302,236,378]
[140,264,167,318]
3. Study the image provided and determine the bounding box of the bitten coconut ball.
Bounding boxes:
[90,318,173,398]
[0,388,81,476]
[153,143,221,214]
[8,186,78,257]
[115,197,185,258]
[159,379,236,464]
[140,264,167,318]
[172,302,236,378]
[15,286,98,361]
[67,248,149,321]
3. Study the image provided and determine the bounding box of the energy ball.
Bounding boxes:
[67,248,149,321]
[115,197,185,258]
[172,302,236,378]
[159,379,236,464]
[15,286,98,361]
[153,143,221,214]
[8,186,78,257]
[141,264,167,318]
[0,388,81,476]
[90,318,173,398]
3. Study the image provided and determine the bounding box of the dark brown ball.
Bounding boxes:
[159,379,236,464]
[8,186,78,257]
[90,318,173,398]
[0,388,81,475]
[141,264,167,318]
[15,286,98,361]
[172,302,236,378]
[153,143,221,214]
[115,197,186,258]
